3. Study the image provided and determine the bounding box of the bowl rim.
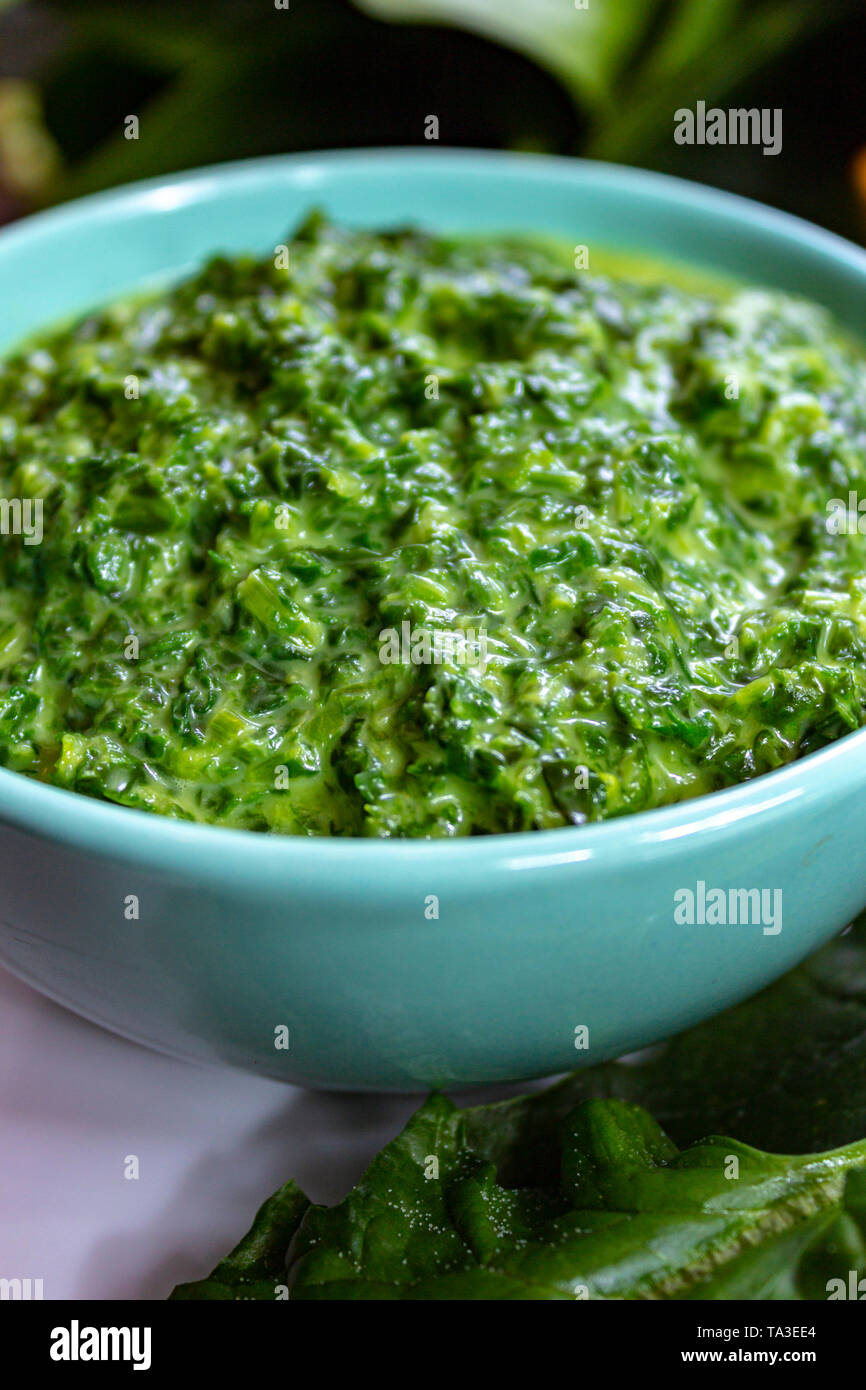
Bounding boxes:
[3,144,866,876]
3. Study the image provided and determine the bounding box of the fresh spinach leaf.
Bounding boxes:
[172,1095,866,1300]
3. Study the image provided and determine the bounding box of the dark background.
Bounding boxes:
[0,0,863,237]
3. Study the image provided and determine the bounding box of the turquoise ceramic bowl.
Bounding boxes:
[2,149,866,1091]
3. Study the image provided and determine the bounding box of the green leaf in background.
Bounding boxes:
[0,0,859,231]
[355,0,659,116]
[355,0,845,161]
[585,0,833,161]
[32,1,371,201]
[173,1095,866,1300]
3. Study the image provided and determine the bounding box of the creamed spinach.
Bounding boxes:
[1,213,865,836]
